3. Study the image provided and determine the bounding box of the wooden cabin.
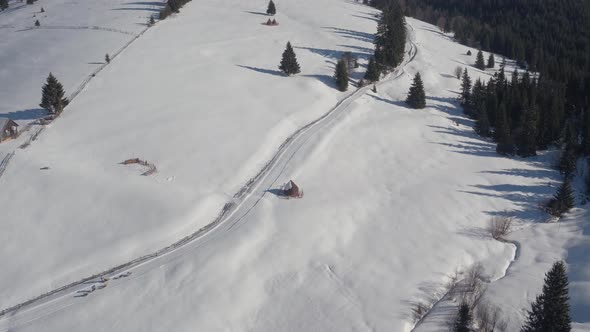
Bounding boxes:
[0,118,18,142]
[284,180,303,198]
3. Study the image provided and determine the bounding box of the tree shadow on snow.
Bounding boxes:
[368,94,408,108]
[236,65,284,77]
[0,108,47,121]
[244,11,269,16]
[302,74,336,89]
[322,27,374,43]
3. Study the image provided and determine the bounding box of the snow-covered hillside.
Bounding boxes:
[0,0,588,331]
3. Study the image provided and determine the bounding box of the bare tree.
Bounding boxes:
[475,301,509,332]
[488,216,513,240]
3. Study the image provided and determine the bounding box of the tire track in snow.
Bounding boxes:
[0,21,418,327]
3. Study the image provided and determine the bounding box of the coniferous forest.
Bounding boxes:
[398,0,590,161]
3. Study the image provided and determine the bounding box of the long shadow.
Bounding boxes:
[244,11,269,16]
[302,74,335,89]
[126,1,165,6]
[112,7,161,12]
[322,27,374,43]
[336,44,373,55]
[0,108,47,121]
[368,94,407,108]
[236,65,284,77]
[265,189,286,197]
[351,13,378,22]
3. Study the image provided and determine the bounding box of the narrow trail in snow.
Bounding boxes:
[0,21,418,329]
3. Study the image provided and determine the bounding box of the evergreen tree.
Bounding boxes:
[334,59,349,92]
[364,57,380,82]
[34,19,40,27]
[475,50,486,70]
[40,7,44,13]
[39,73,69,115]
[460,68,472,108]
[468,78,485,118]
[558,143,577,178]
[278,42,300,75]
[149,15,155,26]
[266,0,276,15]
[374,0,406,70]
[406,72,426,109]
[105,54,110,63]
[496,103,515,155]
[582,110,590,155]
[547,178,575,216]
[466,50,472,56]
[517,105,538,157]
[487,53,495,68]
[453,302,472,332]
[475,103,491,137]
[521,261,571,332]
[1,0,9,11]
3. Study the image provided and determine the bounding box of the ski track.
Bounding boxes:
[0,20,418,329]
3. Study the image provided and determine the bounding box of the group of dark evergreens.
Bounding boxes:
[397,0,590,210]
[452,261,572,332]
[159,0,193,20]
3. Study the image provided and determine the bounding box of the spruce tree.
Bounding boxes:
[521,261,571,332]
[278,42,300,76]
[40,7,44,13]
[517,106,538,157]
[453,303,472,332]
[39,73,69,115]
[364,57,380,82]
[266,0,276,15]
[475,50,486,70]
[558,143,577,178]
[548,178,575,216]
[496,103,515,155]
[0,0,8,11]
[149,15,155,26]
[583,110,590,155]
[105,54,110,63]
[487,53,495,68]
[475,103,491,137]
[34,19,40,27]
[406,72,426,109]
[334,59,349,92]
[460,68,472,108]
[374,0,406,70]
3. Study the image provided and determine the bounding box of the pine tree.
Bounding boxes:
[475,103,491,137]
[521,261,571,332]
[583,110,590,155]
[487,53,495,68]
[364,57,380,82]
[334,59,349,92]
[406,72,426,109]
[278,42,300,76]
[496,103,515,155]
[558,143,577,178]
[374,0,406,70]
[34,19,40,27]
[467,50,472,56]
[547,178,575,216]
[517,106,538,157]
[39,73,69,115]
[453,303,472,332]
[266,0,276,15]
[475,50,486,70]
[149,15,155,26]
[40,7,44,13]
[105,54,110,63]
[460,68,472,108]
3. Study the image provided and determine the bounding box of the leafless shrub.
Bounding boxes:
[454,66,463,79]
[411,301,430,323]
[488,216,513,240]
[461,263,486,308]
[474,301,509,332]
[445,268,460,300]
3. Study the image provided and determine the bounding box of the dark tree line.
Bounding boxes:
[373,0,406,71]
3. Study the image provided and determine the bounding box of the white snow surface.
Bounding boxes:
[0,0,588,331]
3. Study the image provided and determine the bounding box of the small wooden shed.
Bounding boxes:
[284,180,303,198]
[0,118,18,142]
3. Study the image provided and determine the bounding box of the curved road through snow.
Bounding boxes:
[0,22,418,330]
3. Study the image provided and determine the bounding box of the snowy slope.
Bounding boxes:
[0,0,380,307]
[0,0,160,127]
[1,11,588,331]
